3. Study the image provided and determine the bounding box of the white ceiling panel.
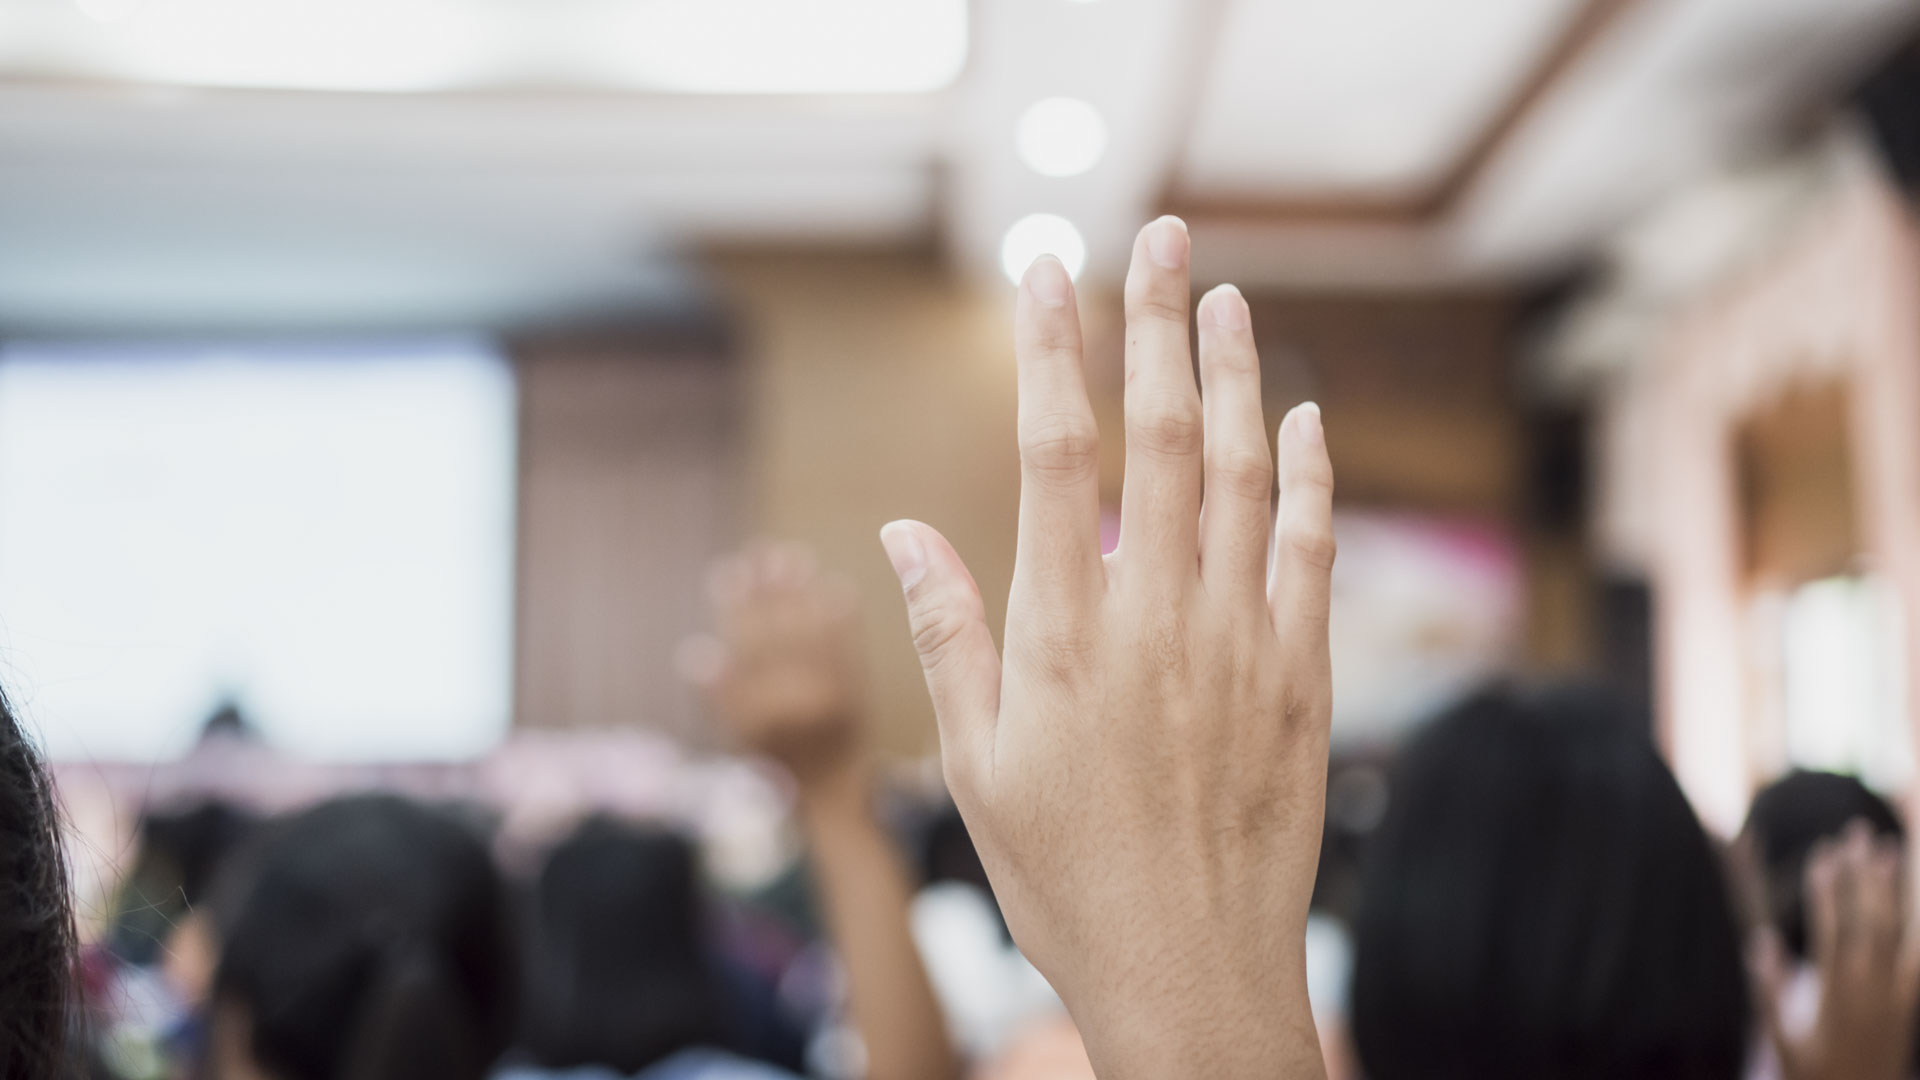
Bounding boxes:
[1451,0,1920,275]
[0,88,939,331]
[1177,0,1588,197]
[0,0,968,94]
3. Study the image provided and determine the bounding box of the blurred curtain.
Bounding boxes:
[511,333,739,735]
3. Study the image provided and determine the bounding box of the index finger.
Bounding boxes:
[1013,255,1104,604]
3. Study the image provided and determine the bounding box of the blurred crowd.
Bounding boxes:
[16,559,1920,1080]
[2,222,1919,1080]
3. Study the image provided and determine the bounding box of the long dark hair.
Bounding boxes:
[520,817,729,1073]
[212,795,517,1080]
[1350,683,1750,1080]
[0,687,75,1080]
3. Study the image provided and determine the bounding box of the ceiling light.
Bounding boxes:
[19,0,970,94]
[1015,97,1109,178]
[1000,214,1088,285]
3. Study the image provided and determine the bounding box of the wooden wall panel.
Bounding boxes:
[512,336,739,736]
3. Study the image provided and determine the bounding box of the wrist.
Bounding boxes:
[792,753,874,822]
[1069,939,1322,1080]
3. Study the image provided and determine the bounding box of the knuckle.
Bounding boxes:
[1286,464,1336,500]
[1020,412,1100,478]
[1131,396,1203,456]
[1125,289,1190,324]
[910,605,968,661]
[1281,685,1330,731]
[1285,526,1338,571]
[1206,344,1261,377]
[1032,634,1094,683]
[1210,445,1273,499]
[1009,619,1094,683]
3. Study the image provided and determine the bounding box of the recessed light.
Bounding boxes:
[1015,97,1109,178]
[1001,214,1088,285]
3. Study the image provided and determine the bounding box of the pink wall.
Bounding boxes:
[1647,161,1920,833]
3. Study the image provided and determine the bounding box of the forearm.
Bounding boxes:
[798,763,961,1080]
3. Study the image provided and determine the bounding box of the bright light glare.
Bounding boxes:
[1782,576,1912,791]
[1000,214,1088,284]
[72,0,142,23]
[0,340,517,762]
[610,0,969,94]
[1016,97,1109,178]
[16,0,969,94]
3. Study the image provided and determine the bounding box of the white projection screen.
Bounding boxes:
[0,338,516,762]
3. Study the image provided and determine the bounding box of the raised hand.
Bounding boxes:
[1754,821,1920,1080]
[680,543,865,788]
[683,544,960,1080]
[880,216,1336,1079]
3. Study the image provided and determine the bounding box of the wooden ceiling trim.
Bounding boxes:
[1162,0,1647,228]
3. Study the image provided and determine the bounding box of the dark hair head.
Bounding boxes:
[521,817,727,1073]
[1350,683,1749,1080]
[110,801,258,965]
[0,689,74,1080]
[151,802,257,905]
[1742,769,1904,959]
[213,795,516,1080]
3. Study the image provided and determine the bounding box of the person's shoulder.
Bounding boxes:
[636,1049,805,1080]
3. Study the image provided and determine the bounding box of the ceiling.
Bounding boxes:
[1177,0,1587,199]
[0,0,1913,332]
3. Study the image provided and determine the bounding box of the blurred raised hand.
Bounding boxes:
[1753,820,1920,1080]
[879,216,1336,1079]
[682,543,960,1080]
[679,543,865,790]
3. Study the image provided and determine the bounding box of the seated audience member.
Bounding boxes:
[109,801,257,969]
[207,795,517,1080]
[879,218,1338,1076]
[1349,684,1750,1080]
[1741,771,1919,1080]
[1742,770,1904,960]
[509,817,800,1080]
[1,687,77,1078]
[681,544,960,1080]
[86,801,257,1078]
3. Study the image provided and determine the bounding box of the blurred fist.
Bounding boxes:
[681,542,866,788]
[1753,819,1920,1080]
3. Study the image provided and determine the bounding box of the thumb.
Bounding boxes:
[880,520,1000,791]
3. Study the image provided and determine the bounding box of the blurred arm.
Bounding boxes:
[797,760,960,1080]
[682,545,960,1080]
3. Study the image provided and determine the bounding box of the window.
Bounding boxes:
[1780,574,1912,792]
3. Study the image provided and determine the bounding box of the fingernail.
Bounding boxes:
[1203,284,1250,330]
[1293,401,1323,443]
[1025,255,1071,306]
[879,521,927,590]
[1146,216,1189,269]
